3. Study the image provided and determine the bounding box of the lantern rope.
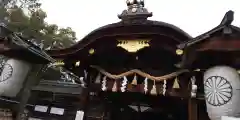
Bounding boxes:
[90,65,189,82]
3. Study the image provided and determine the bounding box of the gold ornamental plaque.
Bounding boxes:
[117,39,150,53]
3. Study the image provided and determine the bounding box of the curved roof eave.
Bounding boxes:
[47,20,192,57]
[177,25,240,49]
[149,20,192,39]
[177,10,236,49]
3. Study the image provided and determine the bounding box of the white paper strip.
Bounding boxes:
[75,111,84,120]
[101,76,107,91]
[144,77,148,93]
[121,76,128,92]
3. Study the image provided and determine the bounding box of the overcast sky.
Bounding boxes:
[40,0,240,40]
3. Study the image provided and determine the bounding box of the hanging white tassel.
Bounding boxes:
[144,77,148,94]
[172,77,180,89]
[131,74,138,85]
[191,76,197,98]
[112,81,117,92]
[101,76,107,91]
[163,80,167,96]
[150,80,157,95]
[95,73,101,84]
[121,76,128,92]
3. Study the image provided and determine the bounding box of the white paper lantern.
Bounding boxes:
[204,66,240,120]
[0,57,31,97]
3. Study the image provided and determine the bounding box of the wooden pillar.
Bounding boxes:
[110,100,118,120]
[14,64,44,120]
[188,98,198,120]
[83,69,91,120]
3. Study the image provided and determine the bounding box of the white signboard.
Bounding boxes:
[34,105,48,112]
[222,116,240,120]
[50,107,64,115]
[75,111,84,120]
[28,118,42,120]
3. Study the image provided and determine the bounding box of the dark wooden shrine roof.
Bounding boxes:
[178,10,240,51]
[0,25,54,64]
[178,25,240,50]
[176,10,240,68]
[47,20,193,57]
[32,80,83,95]
[31,67,84,94]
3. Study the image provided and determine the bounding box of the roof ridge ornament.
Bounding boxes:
[126,0,144,8]
[118,0,152,23]
[220,10,234,26]
[177,10,236,50]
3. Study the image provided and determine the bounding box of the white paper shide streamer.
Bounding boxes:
[163,80,167,96]
[101,76,107,91]
[191,76,197,98]
[121,76,128,92]
[204,66,240,120]
[144,77,148,94]
[0,57,31,97]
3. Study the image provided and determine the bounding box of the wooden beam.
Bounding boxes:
[14,64,44,120]
[179,47,197,69]
[188,98,198,120]
[31,81,83,94]
[198,39,240,51]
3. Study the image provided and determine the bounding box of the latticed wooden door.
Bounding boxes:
[0,108,13,120]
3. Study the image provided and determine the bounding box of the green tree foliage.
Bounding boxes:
[0,0,77,49]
